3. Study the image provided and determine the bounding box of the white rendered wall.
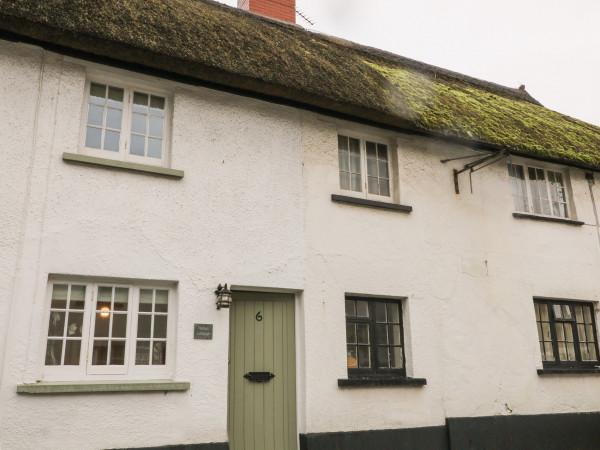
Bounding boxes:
[300,112,600,433]
[2,38,600,450]
[0,41,304,450]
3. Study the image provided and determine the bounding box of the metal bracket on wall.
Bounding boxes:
[449,150,508,194]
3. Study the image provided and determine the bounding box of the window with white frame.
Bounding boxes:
[82,81,169,166]
[338,134,391,198]
[43,279,175,379]
[508,164,570,218]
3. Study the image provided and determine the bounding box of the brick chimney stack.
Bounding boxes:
[238,0,296,24]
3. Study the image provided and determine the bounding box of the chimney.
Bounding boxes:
[238,0,296,24]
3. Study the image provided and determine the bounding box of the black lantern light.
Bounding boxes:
[215,283,232,310]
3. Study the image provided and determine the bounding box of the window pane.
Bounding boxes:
[339,172,350,190]
[63,340,81,365]
[130,134,146,156]
[103,130,120,151]
[347,346,358,368]
[149,116,164,138]
[375,302,387,322]
[105,108,122,130]
[578,324,586,341]
[92,340,109,365]
[389,325,402,345]
[542,323,551,341]
[357,346,370,368]
[110,341,126,365]
[345,300,355,317]
[387,303,400,323]
[147,138,163,159]
[152,341,166,365]
[350,154,361,173]
[356,301,369,317]
[540,304,549,321]
[131,113,147,134]
[89,83,106,104]
[70,285,86,309]
[66,312,83,337]
[558,342,567,361]
[377,346,389,368]
[45,340,63,365]
[51,284,68,309]
[137,315,151,338]
[366,141,376,158]
[155,290,169,313]
[140,289,153,312]
[379,179,390,197]
[133,92,149,112]
[367,177,378,195]
[112,313,127,338]
[87,104,104,126]
[556,323,565,340]
[150,96,165,116]
[346,323,356,344]
[376,324,388,344]
[367,157,377,177]
[378,160,389,179]
[114,288,128,311]
[544,342,554,361]
[338,135,348,151]
[349,137,360,155]
[94,313,110,337]
[47,311,65,337]
[575,305,584,323]
[589,344,598,361]
[350,173,361,192]
[356,323,369,344]
[153,315,168,339]
[377,144,388,161]
[97,286,112,309]
[136,341,150,365]
[85,126,102,149]
[583,306,592,324]
[390,347,403,368]
[580,343,590,361]
[107,86,124,108]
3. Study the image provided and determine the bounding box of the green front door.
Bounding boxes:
[228,291,297,450]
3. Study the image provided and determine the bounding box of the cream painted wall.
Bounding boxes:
[2,39,600,449]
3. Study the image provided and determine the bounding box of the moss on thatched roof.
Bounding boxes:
[1,0,599,168]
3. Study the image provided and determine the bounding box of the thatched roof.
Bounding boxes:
[1,0,599,169]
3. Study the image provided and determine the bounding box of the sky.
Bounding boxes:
[217,0,600,127]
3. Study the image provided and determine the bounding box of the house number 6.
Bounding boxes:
[256,311,263,322]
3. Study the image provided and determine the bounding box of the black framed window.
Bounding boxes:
[345,297,405,377]
[534,299,599,369]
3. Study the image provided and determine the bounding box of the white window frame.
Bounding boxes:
[336,131,398,203]
[79,75,172,168]
[508,161,573,219]
[39,277,177,382]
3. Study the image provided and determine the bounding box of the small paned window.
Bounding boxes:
[82,81,169,167]
[345,297,405,377]
[534,299,599,369]
[508,164,569,218]
[43,280,175,380]
[338,135,391,198]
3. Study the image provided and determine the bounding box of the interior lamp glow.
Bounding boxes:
[100,306,110,317]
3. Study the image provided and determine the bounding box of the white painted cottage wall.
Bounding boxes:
[2,39,600,449]
[0,41,304,449]
[300,113,600,432]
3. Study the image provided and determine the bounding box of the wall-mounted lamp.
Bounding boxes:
[100,306,110,318]
[215,283,232,310]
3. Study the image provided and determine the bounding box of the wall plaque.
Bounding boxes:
[194,323,213,340]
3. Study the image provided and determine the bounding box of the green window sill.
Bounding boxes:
[62,152,184,179]
[17,380,190,395]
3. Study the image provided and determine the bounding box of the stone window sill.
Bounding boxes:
[537,368,600,375]
[62,152,184,179]
[513,213,584,226]
[338,377,426,387]
[16,380,190,395]
[331,195,413,213]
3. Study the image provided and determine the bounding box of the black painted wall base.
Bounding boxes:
[299,426,448,450]
[300,412,600,450]
[118,443,228,450]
